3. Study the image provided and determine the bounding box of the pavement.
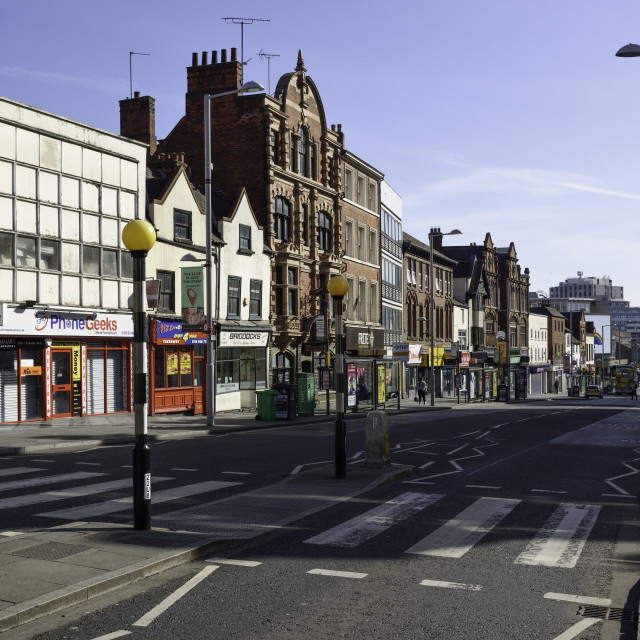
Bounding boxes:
[0,391,584,633]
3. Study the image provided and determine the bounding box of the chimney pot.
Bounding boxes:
[134,91,140,99]
[231,47,237,61]
[202,51,208,65]
[212,50,218,64]
[192,52,198,66]
[221,49,227,63]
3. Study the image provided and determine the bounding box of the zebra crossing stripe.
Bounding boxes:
[514,504,601,568]
[0,472,105,492]
[0,477,173,510]
[405,496,521,558]
[37,480,241,520]
[303,492,445,548]
[0,467,45,477]
[420,579,481,591]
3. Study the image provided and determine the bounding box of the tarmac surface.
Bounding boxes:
[0,391,594,633]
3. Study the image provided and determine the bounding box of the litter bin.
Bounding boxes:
[274,383,297,420]
[255,389,278,421]
[297,373,315,417]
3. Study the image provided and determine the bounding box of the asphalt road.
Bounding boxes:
[6,401,640,640]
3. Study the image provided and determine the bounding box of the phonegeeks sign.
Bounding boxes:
[1,305,133,337]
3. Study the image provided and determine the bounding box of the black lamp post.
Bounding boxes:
[328,275,349,478]
[122,219,156,530]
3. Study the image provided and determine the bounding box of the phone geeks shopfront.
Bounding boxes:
[0,305,133,424]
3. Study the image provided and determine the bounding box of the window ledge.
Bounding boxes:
[237,248,254,256]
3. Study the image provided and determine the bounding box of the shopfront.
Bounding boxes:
[149,318,206,415]
[217,324,271,412]
[0,305,133,423]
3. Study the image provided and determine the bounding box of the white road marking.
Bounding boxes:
[206,558,262,567]
[602,493,636,498]
[0,467,45,477]
[490,423,508,429]
[604,458,640,495]
[75,462,102,466]
[28,459,55,462]
[544,592,611,607]
[447,444,468,455]
[170,468,198,472]
[466,485,501,490]
[133,565,218,627]
[0,531,24,537]
[418,461,436,470]
[38,480,240,519]
[475,430,492,439]
[551,618,601,639]
[420,579,481,591]
[221,471,251,475]
[304,493,444,548]
[0,472,104,492]
[515,504,601,568]
[531,489,568,494]
[89,631,132,640]
[0,478,172,510]
[307,569,367,579]
[406,497,521,558]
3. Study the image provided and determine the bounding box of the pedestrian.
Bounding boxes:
[417,377,427,405]
[632,381,638,401]
[554,379,559,394]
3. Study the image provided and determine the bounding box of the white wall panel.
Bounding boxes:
[61,176,79,208]
[0,196,12,229]
[61,209,79,241]
[102,186,118,216]
[82,148,101,181]
[61,141,82,176]
[15,200,36,232]
[40,272,59,304]
[61,243,79,272]
[102,154,120,186]
[61,275,81,306]
[121,160,137,191]
[16,129,38,165]
[102,279,119,308]
[16,269,37,300]
[101,217,118,247]
[0,268,13,297]
[0,123,15,160]
[82,213,100,243]
[82,181,99,212]
[120,190,135,219]
[15,166,36,198]
[83,277,100,306]
[120,280,133,309]
[0,160,13,195]
[39,204,59,237]
[39,171,59,204]
[40,136,61,171]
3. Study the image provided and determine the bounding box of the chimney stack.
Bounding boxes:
[119,93,157,158]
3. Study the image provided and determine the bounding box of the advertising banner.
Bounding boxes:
[347,364,357,407]
[155,319,207,345]
[180,267,205,327]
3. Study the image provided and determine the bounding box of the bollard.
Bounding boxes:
[365,410,390,466]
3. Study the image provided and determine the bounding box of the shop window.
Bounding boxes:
[174,209,192,243]
[87,341,129,415]
[240,347,267,390]
[217,347,240,392]
[272,351,293,384]
[154,346,196,390]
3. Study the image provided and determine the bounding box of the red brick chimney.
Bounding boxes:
[119,92,157,157]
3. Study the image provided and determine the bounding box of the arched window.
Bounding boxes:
[274,196,291,241]
[298,127,307,177]
[317,211,332,252]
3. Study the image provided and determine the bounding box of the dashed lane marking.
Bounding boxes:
[307,569,367,579]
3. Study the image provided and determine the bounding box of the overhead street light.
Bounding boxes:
[616,43,640,57]
[204,80,264,428]
[428,227,462,407]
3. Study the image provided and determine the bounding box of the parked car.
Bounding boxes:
[585,385,603,399]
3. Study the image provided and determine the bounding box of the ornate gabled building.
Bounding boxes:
[120,48,382,383]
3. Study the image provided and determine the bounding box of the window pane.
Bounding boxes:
[83,245,100,275]
[40,239,59,271]
[103,249,118,277]
[121,251,133,279]
[16,236,36,268]
[0,232,13,266]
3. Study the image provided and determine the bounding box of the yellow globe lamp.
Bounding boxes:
[327,275,349,298]
[122,219,156,253]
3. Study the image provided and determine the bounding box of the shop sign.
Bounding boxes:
[1,305,133,337]
[155,319,207,345]
[180,267,205,327]
[218,330,270,348]
[460,352,471,367]
[408,344,421,364]
[302,341,325,354]
[20,366,42,376]
[345,327,384,353]
[392,343,410,361]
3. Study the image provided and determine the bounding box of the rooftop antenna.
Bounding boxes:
[257,49,280,94]
[129,51,150,99]
[222,17,270,83]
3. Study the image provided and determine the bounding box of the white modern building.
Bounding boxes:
[0,97,147,424]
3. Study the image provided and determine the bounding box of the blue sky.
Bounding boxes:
[3,1,640,305]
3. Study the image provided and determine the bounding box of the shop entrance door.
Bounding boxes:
[51,349,72,417]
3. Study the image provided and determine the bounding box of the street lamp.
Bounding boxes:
[122,218,157,530]
[204,80,263,427]
[328,275,349,478]
[428,227,462,406]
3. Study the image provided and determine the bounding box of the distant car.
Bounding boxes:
[585,385,603,399]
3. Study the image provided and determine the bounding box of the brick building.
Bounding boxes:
[120,48,383,381]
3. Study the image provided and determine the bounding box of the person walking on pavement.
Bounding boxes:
[417,377,427,405]
[554,379,559,394]
[632,380,638,401]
